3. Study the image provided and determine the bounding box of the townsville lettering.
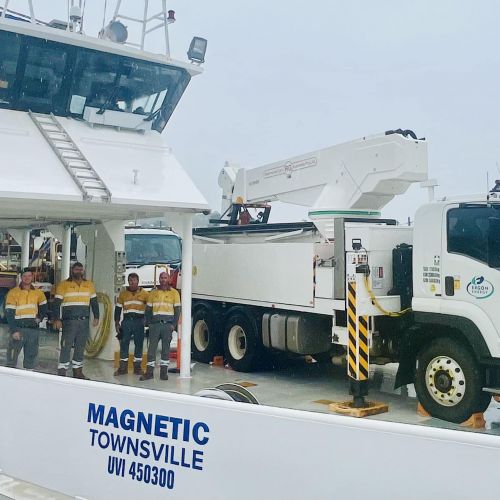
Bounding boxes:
[87,403,210,490]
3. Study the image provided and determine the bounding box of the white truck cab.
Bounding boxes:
[124,227,181,289]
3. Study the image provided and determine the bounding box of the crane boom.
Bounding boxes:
[218,130,428,221]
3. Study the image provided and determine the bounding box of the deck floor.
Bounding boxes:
[1,325,500,434]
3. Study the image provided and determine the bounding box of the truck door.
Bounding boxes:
[441,204,500,357]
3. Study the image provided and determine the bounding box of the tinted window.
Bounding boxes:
[447,206,495,263]
[0,29,190,130]
[17,38,71,113]
[0,30,21,107]
[125,234,181,265]
[69,50,120,113]
[69,48,190,131]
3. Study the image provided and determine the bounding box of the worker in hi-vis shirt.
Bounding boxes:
[5,270,47,369]
[140,271,181,381]
[114,272,149,376]
[53,262,99,379]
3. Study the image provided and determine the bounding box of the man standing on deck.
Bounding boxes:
[5,270,47,369]
[53,262,99,379]
[114,272,149,376]
[140,271,181,381]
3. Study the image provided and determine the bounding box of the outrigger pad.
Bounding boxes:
[328,400,389,418]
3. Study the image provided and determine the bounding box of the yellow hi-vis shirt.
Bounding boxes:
[116,288,149,315]
[5,286,47,319]
[54,279,97,307]
[147,288,181,317]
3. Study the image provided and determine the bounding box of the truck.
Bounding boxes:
[189,129,500,423]
[124,227,182,288]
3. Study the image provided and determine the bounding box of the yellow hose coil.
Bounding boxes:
[363,276,412,318]
[85,292,112,358]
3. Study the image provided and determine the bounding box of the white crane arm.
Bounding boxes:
[219,131,428,214]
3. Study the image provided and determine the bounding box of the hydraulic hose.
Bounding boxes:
[363,275,412,318]
[85,291,112,357]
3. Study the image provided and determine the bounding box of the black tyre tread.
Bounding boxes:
[191,304,222,364]
[223,309,263,372]
[414,337,490,423]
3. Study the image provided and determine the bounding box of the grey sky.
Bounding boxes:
[8,0,500,223]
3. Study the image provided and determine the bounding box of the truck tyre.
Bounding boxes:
[191,304,222,364]
[223,309,262,372]
[414,337,491,423]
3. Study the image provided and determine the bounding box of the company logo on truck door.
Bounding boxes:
[466,276,494,299]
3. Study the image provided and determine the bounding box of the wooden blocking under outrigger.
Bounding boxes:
[329,400,389,417]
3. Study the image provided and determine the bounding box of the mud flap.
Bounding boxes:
[394,327,419,389]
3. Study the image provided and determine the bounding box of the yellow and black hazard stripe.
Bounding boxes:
[358,315,369,380]
[347,281,370,381]
[347,281,357,379]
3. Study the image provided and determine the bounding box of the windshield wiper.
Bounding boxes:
[96,86,120,115]
[144,103,168,122]
[143,105,165,122]
[97,64,124,114]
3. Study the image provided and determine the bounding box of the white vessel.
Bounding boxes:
[1,3,499,500]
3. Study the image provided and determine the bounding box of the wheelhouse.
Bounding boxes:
[0,25,191,132]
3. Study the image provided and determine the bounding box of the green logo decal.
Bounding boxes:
[466,276,494,299]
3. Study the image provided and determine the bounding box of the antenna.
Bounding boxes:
[487,171,490,202]
[111,0,175,55]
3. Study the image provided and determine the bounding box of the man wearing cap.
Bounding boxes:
[114,272,149,376]
[140,271,181,381]
[53,262,99,379]
[5,270,47,369]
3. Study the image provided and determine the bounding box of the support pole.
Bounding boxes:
[330,264,387,417]
[347,279,369,407]
[21,229,30,271]
[180,213,193,378]
[62,224,72,280]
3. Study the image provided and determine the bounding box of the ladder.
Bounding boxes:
[29,111,112,203]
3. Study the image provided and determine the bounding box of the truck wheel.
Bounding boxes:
[191,305,222,363]
[414,337,491,423]
[223,310,262,372]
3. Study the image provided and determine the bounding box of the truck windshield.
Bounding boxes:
[125,234,181,266]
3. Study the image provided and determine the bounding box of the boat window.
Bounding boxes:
[17,38,71,114]
[70,48,190,131]
[0,29,190,131]
[0,30,21,107]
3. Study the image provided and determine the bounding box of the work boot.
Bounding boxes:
[57,368,66,377]
[160,366,169,380]
[140,365,154,381]
[114,360,128,376]
[133,361,142,375]
[73,367,90,380]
